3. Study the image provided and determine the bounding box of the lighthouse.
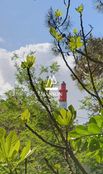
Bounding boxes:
[59,81,68,109]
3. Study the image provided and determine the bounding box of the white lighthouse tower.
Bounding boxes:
[59,81,68,109]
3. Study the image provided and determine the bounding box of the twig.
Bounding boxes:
[24,159,27,174]
[59,0,71,27]
[80,12,103,107]
[76,49,103,65]
[44,158,59,174]
[57,42,98,98]
[25,123,65,150]
[26,68,88,174]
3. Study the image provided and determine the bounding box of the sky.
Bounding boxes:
[0,0,103,122]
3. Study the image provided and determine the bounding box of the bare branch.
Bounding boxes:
[59,0,71,27]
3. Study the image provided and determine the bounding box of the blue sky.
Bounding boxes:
[0,0,103,50]
[0,0,102,122]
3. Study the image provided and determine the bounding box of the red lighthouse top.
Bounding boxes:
[59,81,68,102]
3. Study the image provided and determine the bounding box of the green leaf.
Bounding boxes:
[0,128,6,138]
[76,4,84,13]
[88,123,100,134]
[0,130,20,166]
[75,125,88,135]
[50,27,56,36]
[55,9,62,17]
[69,36,83,51]
[5,131,20,158]
[68,130,80,140]
[69,37,76,51]
[96,150,103,163]
[96,154,101,163]
[20,141,31,161]
[50,27,63,41]
[76,36,83,48]
[45,79,53,88]
[56,108,72,126]
[21,109,30,122]
[0,129,7,161]
[54,163,61,170]
[21,55,36,69]
[89,138,100,152]
[81,141,88,152]
[93,115,103,128]
[50,62,60,73]
[26,55,36,68]
[21,61,28,69]
[73,28,78,34]
[68,105,76,120]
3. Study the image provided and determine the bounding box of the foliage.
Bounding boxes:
[68,110,103,173]
[73,37,103,114]
[0,1,103,174]
[69,36,83,51]
[0,128,33,173]
[76,4,84,13]
[21,55,36,69]
[47,1,103,173]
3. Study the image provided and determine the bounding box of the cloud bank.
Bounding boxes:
[0,43,74,96]
[0,43,87,122]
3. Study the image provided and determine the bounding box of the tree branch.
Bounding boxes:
[25,123,65,150]
[80,12,103,108]
[44,158,59,174]
[26,68,88,174]
[76,49,103,65]
[57,42,98,98]
[59,0,71,27]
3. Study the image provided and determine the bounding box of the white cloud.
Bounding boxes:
[0,43,87,122]
[0,43,74,96]
[0,49,14,96]
[12,43,74,70]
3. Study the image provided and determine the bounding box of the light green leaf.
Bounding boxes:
[76,4,84,13]
[68,130,80,140]
[21,109,30,122]
[0,128,6,140]
[54,163,61,170]
[55,9,62,17]
[69,36,83,51]
[75,125,88,135]
[76,36,83,48]
[26,55,36,68]
[68,105,76,120]
[73,28,78,34]
[50,27,63,41]
[45,79,53,88]
[88,123,100,134]
[50,27,56,36]
[20,141,31,161]
[5,131,20,158]
[56,108,72,126]
[9,140,20,159]
[93,115,103,128]
[21,55,36,69]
